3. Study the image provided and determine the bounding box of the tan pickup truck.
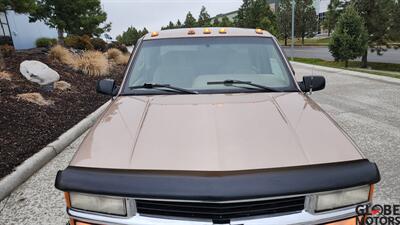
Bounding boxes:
[56,27,380,225]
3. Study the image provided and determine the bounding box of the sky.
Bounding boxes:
[101,0,242,39]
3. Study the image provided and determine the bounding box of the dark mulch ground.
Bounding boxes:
[0,49,125,178]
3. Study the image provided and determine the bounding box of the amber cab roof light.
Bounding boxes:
[151,31,159,37]
[255,28,263,34]
[219,28,227,34]
[203,28,212,34]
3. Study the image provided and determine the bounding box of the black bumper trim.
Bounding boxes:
[55,159,380,201]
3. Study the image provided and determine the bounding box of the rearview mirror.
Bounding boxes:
[96,79,118,96]
[298,76,325,93]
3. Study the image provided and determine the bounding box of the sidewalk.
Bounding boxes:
[0,134,85,225]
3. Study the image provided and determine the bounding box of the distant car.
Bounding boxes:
[56,27,380,225]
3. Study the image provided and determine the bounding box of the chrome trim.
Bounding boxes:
[68,206,358,225]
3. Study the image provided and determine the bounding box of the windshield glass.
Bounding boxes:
[123,37,296,94]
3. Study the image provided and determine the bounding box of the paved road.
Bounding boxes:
[282,46,400,64]
[1,63,399,224]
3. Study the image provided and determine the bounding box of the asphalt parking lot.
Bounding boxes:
[0,63,399,225]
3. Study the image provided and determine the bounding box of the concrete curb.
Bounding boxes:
[290,61,400,85]
[0,100,111,201]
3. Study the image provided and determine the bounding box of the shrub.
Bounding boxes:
[106,48,122,60]
[329,5,368,67]
[116,54,130,65]
[76,51,109,76]
[0,45,15,57]
[49,45,77,68]
[36,37,57,48]
[64,35,94,50]
[106,48,130,65]
[17,93,54,106]
[90,38,107,52]
[106,42,128,53]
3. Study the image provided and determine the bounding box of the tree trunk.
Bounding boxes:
[328,29,331,37]
[345,60,348,68]
[57,28,64,45]
[301,35,305,46]
[361,50,368,68]
[284,36,288,46]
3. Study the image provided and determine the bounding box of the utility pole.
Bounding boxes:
[291,0,295,61]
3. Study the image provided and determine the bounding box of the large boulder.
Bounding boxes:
[20,60,60,85]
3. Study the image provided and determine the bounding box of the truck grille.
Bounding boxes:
[135,196,305,221]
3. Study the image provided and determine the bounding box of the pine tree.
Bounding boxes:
[116,27,147,46]
[30,0,109,42]
[295,0,318,45]
[0,0,35,13]
[197,6,211,27]
[353,0,394,67]
[276,0,292,46]
[220,16,233,27]
[213,17,220,27]
[235,0,276,34]
[329,5,368,67]
[389,1,400,45]
[184,11,197,28]
[176,20,182,28]
[235,0,252,27]
[322,0,343,36]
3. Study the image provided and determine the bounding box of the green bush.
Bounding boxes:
[35,37,57,48]
[90,38,107,52]
[106,42,128,53]
[64,35,94,50]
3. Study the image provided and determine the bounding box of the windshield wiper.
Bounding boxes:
[129,83,198,94]
[207,80,280,92]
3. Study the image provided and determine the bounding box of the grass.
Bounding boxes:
[106,48,130,65]
[77,51,109,76]
[54,81,72,91]
[49,45,77,68]
[0,71,12,81]
[279,37,331,46]
[17,93,54,106]
[292,57,400,79]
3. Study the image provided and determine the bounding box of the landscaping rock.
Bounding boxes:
[19,60,60,85]
[54,81,71,91]
[17,93,54,106]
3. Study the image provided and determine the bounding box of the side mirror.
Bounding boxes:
[96,79,118,96]
[298,76,326,93]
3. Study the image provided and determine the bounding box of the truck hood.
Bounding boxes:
[71,93,362,171]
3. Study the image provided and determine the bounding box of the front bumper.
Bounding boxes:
[68,206,360,225]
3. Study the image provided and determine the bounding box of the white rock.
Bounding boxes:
[19,60,60,85]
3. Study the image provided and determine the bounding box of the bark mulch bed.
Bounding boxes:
[0,49,125,179]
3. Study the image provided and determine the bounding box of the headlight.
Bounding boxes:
[314,185,370,212]
[69,192,127,216]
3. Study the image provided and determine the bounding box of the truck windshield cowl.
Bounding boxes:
[122,37,298,95]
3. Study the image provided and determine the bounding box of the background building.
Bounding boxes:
[213,0,331,24]
[0,11,57,50]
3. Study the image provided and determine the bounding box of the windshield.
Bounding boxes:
[123,37,297,95]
